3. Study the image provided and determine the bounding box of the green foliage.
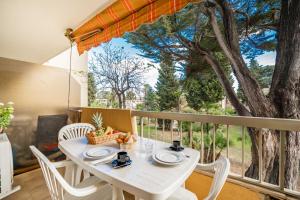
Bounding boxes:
[126,91,136,101]
[88,73,97,106]
[0,102,14,131]
[224,107,236,116]
[136,104,145,111]
[156,54,181,111]
[238,59,274,102]
[90,100,106,108]
[144,84,159,111]
[249,60,274,89]
[184,73,224,111]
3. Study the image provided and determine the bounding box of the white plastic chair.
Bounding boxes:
[167,156,230,200]
[30,145,112,200]
[58,123,95,142]
[58,123,95,185]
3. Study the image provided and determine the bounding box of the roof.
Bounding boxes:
[0,0,117,64]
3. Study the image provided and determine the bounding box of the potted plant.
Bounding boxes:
[0,102,14,134]
[0,102,20,198]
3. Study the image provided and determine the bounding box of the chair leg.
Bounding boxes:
[83,169,90,180]
[75,166,83,185]
[64,164,75,186]
[112,186,125,200]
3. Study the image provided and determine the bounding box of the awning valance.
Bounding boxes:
[73,0,198,54]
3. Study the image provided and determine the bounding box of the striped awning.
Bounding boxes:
[73,0,198,54]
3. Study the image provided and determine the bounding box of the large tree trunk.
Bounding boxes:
[245,128,280,185]
[269,0,300,190]
[205,0,300,189]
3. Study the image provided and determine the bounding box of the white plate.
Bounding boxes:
[152,154,183,166]
[155,151,184,163]
[86,147,114,158]
[89,152,117,165]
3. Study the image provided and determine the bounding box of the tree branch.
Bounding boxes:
[207,4,276,117]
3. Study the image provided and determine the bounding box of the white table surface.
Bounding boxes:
[58,137,200,200]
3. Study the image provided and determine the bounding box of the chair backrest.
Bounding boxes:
[30,145,74,200]
[198,157,230,200]
[58,123,95,142]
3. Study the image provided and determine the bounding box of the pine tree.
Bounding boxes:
[155,54,181,112]
[144,84,159,111]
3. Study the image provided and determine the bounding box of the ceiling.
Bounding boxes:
[0,0,116,64]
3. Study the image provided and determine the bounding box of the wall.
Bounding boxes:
[81,107,134,134]
[43,46,88,107]
[0,57,82,169]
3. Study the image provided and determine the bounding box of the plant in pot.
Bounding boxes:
[0,102,14,134]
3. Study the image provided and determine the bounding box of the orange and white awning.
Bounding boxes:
[73,0,198,54]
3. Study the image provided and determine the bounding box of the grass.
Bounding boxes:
[137,123,252,150]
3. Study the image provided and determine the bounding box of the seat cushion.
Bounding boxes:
[167,187,198,200]
[64,176,112,200]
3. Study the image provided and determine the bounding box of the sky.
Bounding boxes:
[90,38,276,89]
[90,38,160,88]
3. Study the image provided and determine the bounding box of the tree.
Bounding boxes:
[237,59,274,102]
[125,0,300,189]
[248,60,274,89]
[89,43,147,108]
[184,73,224,112]
[88,72,97,106]
[126,91,136,101]
[156,54,181,112]
[144,84,159,111]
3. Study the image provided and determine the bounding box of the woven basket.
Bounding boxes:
[86,132,121,145]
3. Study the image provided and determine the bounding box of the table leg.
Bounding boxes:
[112,186,125,200]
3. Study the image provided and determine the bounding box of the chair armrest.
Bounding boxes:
[196,162,216,172]
[52,160,76,169]
[65,180,108,197]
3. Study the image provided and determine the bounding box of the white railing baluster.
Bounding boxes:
[201,123,204,164]
[162,119,165,142]
[180,121,183,144]
[141,117,144,138]
[148,117,151,139]
[170,120,174,142]
[226,125,229,158]
[242,126,245,178]
[155,118,158,141]
[259,128,263,183]
[189,123,193,148]
[213,124,216,162]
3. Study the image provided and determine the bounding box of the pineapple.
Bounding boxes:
[92,112,105,136]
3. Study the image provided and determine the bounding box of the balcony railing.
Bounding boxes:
[131,110,300,199]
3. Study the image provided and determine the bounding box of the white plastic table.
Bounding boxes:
[58,137,200,200]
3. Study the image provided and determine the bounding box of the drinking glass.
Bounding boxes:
[144,141,154,155]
